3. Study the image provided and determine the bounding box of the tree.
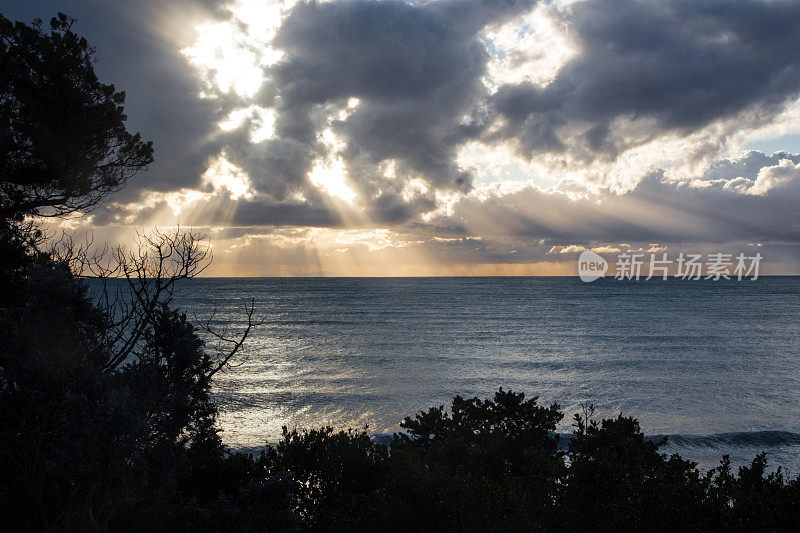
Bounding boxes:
[0,12,153,220]
[0,15,281,530]
[0,229,267,530]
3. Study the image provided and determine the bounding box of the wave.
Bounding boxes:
[229,430,800,462]
[655,430,800,449]
[551,430,800,451]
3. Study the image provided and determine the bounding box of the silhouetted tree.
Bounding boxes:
[0,12,152,220]
[0,14,284,531]
[0,229,269,530]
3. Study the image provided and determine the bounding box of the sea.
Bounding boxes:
[167,276,800,472]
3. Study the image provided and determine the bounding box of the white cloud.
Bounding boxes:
[482,3,576,90]
[749,159,800,195]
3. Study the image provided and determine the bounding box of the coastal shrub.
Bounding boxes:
[0,243,291,530]
[265,426,389,527]
[563,412,710,531]
[263,395,800,532]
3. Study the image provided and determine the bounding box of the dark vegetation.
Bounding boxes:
[1,12,799,532]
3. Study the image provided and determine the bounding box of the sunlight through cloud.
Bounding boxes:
[180,0,292,98]
[218,105,276,143]
[202,154,254,200]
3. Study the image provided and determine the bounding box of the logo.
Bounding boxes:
[575,250,761,282]
[578,251,608,282]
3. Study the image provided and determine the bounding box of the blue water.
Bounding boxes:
[168,277,800,471]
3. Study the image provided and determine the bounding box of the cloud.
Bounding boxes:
[434,154,800,246]
[256,0,538,199]
[748,158,800,196]
[81,149,800,274]
[488,0,800,163]
[7,0,800,273]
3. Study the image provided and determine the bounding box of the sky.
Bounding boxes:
[6,0,800,275]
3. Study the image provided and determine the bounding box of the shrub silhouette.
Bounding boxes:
[564,411,710,531]
[262,396,800,532]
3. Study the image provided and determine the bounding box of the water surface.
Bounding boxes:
[169,277,800,470]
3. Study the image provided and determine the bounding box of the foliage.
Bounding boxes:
[0,12,153,219]
[263,395,800,532]
[0,231,287,530]
[266,426,388,527]
[563,409,710,531]
[0,13,282,531]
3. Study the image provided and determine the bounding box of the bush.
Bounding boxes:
[261,394,800,532]
[0,237,293,530]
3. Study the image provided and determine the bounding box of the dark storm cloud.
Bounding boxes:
[244,0,537,204]
[272,0,535,108]
[230,0,800,228]
[489,0,800,160]
[225,198,344,227]
[225,135,316,202]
